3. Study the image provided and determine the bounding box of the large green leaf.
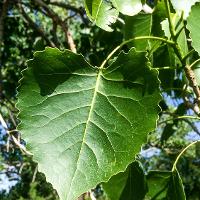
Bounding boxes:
[187,2,200,55]
[171,0,199,19]
[103,161,147,200]
[84,0,119,32]
[17,47,160,200]
[111,0,142,16]
[124,13,152,50]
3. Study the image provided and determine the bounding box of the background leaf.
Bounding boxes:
[17,47,160,200]
[84,0,143,31]
[167,169,186,200]
[187,2,200,55]
[171,0,199,19]
[84,0,119,32]
[124,13,152,50]
[111,0,142,16]
[146,171,171,199]
[161,14,188,56]
[103,161,147,200]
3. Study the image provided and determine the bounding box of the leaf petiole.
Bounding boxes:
[100,36,175,69]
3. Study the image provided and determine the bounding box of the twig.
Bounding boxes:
[11,135,33,156]
[32,165,38,183]
[181,118,200,136]
[0,112,32,155]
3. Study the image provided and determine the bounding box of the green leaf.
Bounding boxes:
[103,161,147,200]
[111,0,142,16]
[153,45,175,92]
[152,0,166,37]
[84,0,119,32]
[171,0,200,19]
[119,161,147,200]
[161,123,175,144]
[146,169,186,200]
[146,171,171,199]
[161,14,188,56]
[84,0,143,31]
[102,168,129,200]
[17,47,160,200]
[187,2,200,55]
[167,169,186,200]
[124,13,152,50]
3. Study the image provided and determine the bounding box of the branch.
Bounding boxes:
[49,1,87,24]
[17,2,56,47]
[34,0,77,52]
[182,118,200,136]
[184,64,200,106]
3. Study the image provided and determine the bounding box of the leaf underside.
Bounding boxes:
[171,0,200,19]
[17,47,160,200]
[84,0,142,31]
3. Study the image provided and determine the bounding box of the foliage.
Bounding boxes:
[0,0,200,200]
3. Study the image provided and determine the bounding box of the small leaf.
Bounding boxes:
[84,0,143,31]
[161,123,175,144]
[152,0,166,37]
[119,161,147,200]
[84,0,119,32]
[111,0,142,16]
[124,13,152,50]
[102,168,129,200]
[167,169,186,200]
[17,47,161,200]
[146,169,186,200]
[161,14,188,56]
[187,2,200,55]
[146,171,171,199]
[171,0,200,19]
[103,161,147,200]
[153,45,175,92]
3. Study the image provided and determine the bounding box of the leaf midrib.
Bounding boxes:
[94,0,103,23]
[67,68,102,199]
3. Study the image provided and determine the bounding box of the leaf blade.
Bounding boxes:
[17,47,161,200]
